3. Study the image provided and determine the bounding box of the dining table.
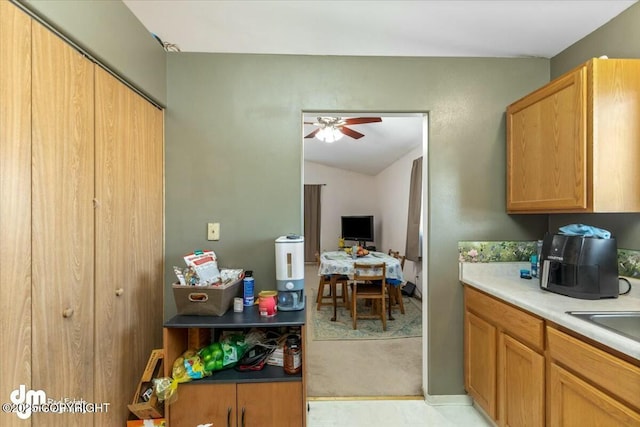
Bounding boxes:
[318,250,405,322]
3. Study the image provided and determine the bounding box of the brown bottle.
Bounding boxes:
[283,334,302,375]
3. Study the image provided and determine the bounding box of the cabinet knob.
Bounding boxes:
[62,308,74,318]
[115,288,124,296]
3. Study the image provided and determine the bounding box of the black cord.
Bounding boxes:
[619,277,632,295]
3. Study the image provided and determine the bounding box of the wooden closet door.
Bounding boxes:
[94,67,164,426]
[0,2,32,426]
[31,21,95,427]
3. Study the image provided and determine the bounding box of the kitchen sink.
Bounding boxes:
[567,311,640,342]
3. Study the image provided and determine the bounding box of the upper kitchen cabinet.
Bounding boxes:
[506,58,640,213]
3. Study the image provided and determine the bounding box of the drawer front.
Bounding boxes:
[464,286,544,351]
[547,326,640,411]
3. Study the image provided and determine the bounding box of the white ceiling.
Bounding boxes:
[123,0,636,175]
[303,113,424,175]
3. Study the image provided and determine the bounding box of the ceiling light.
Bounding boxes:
[316,126,344,143]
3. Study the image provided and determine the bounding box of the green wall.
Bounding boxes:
[549,1,640,249]
[26,0,640,396]
[18,0,166,105]
[551,1,640,78]
[165,53,549,394]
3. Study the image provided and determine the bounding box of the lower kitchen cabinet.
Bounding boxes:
[464,283,640,427]
[465,311,497,418]
[237,382,303,426]
[548,363,640,426]
[169,383,236,426]
[498,333,544,427]
[547,326,640,426]
[464,285,545,427]
[168,381,303,427]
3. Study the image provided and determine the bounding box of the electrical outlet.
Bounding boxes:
[207,222,220,241]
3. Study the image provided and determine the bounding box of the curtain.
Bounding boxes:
[304,184,322,262]
[405,157,422,262]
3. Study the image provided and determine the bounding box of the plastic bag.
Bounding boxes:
[153,349,212,404]
[199,333,249,372]
[183,250,220,285]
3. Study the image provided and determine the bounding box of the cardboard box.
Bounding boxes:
[173,276,242,316]
[126,419,165,427]
[128,349,164,419]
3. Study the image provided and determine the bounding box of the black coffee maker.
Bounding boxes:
[539,232,619,299]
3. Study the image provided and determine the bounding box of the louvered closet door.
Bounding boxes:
[94,67,164,426]
[0,2,32,426]
[31,20,95,427]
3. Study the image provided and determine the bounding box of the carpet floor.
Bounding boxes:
[311,294,422,341]
[305,264,424,397]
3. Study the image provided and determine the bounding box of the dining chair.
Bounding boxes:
[350,262,387,331]
[386,250,406,315]
[315,253,350,311]
[388,249,400,259]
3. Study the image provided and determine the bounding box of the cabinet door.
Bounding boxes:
[498,333,544,427]
[31,19,95,427]
[464,311,497,419]
[0,2,32,426]
[94,66,164,426]
[506,66,587,212]
[169,383,236,427]
[237,382,303,427]
[549,363,640,427]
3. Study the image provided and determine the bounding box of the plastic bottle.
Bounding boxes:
[283,334,302,375]
[536,240,543,276]
[530,255,538,278]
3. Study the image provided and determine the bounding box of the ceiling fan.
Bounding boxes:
[304,116,382,141]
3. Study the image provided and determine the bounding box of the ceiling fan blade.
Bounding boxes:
[304,129,320,138]
[339,126,365,139]
[342,117,382,125]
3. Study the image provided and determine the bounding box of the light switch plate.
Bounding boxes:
[207,222,220,241]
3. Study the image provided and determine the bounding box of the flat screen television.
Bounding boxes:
[341,215,374,246]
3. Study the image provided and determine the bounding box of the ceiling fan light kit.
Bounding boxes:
[304,116,382,142]
[316,126,344,143]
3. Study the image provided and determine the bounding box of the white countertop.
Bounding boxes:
[460,262,640,360]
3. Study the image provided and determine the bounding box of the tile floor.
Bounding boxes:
[307,399,493,427]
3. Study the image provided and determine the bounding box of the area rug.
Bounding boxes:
[311,296,422,341]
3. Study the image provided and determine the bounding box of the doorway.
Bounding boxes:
[302,111,427,397]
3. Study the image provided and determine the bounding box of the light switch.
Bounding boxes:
[207,222,220,241]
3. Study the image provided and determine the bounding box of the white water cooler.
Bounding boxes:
[275,235,305,311]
